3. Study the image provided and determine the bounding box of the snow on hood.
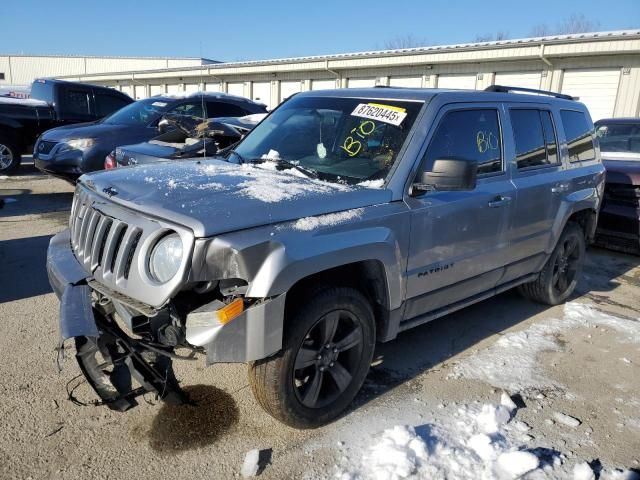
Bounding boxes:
[80,158,390,237]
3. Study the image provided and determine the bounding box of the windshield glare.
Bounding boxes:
[596,123,640,156]
[233,96,423,184]
[103,98,171,126]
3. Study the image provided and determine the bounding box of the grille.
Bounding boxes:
[604,183,640,207]
[70,193,142,280]
[37,140,58,155]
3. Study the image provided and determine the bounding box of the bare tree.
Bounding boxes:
[383,35,428,50]
[529,13,600,37]
[473,31,510,42]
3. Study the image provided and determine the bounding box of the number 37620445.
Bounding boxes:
[340,120,376,157]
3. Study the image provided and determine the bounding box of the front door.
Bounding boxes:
[404,106,515,320]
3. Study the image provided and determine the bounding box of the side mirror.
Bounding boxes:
[413,158,477,194]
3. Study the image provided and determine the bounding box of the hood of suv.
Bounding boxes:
[79,158,391,237]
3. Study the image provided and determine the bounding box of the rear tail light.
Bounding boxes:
[104,152,117,170]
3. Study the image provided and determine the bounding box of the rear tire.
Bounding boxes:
[518,222,585,305]
[248,286,375,429]
[0,133,21,174]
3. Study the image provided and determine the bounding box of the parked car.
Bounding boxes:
[34,92,267,182]
[593,117,640,253]
[47,86,603,428]
[106,113,266,169]
[0,79,132,174]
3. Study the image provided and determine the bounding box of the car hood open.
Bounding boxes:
[79,158,391,237]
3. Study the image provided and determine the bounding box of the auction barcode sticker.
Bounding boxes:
[351,103,407,126]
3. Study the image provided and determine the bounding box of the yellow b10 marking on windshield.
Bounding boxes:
[340,120,377,157]
[476,130,499,153]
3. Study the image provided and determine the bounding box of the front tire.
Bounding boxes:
[248,286,375,429]
[0,133,21,174]
[518,222,586,305]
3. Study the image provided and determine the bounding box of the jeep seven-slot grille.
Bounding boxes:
[70,196,142,279]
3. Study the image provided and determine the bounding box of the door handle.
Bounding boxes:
[488,195,512,208]
[552,183,570,193]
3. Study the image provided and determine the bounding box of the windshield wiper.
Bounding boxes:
[226,149,247,164]
[248,158,319,179]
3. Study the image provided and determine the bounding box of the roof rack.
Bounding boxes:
[485,85,576,100]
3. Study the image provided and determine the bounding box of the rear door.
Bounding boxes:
[404,104,515,319]
[503,105,565,277]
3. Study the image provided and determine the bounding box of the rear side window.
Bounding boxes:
[560,110,595,162]
[64,90,91,115]
[423,109,502,175]
[511,109,559,169]
[167,101,205,119]
[207,101,249,118]
[95,94,130,117]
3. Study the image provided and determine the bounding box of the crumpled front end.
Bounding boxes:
[47,229,188,411]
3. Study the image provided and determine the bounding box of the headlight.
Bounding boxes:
[60,138,96,153]
[149,233,183,283]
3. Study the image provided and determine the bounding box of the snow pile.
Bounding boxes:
[337,396,638,480]
[451,302,640,394]
[241,449,260,478]
[292,208,364,231]
[0,175,9,180]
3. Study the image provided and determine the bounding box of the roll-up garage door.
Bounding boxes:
[149,85,164,96]
[166,84,182,95]
[348,78,376,88]
[494,72,541,90]
[134,85,147,100]
[121,85,134,97]
[280,81,301,103]
[389,76,423,88]
[437,74,477,90]
[205,82,221,92]
[561,69,621,121]
[184,83,199,94]
[252,81,272,109]
[227,82,245,97]
[311,79,336,90]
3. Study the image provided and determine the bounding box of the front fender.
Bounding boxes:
[190,203,411,310]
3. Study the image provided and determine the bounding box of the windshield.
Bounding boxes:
[102,98,171,126]
[231,96,423,184]
[596,122,640,157]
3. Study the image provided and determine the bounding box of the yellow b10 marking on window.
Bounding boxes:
[340,120,377,157]
[476,130,499,153]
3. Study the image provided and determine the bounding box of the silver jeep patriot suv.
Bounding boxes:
[48,86,604,428]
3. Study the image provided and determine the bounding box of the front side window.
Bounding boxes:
[596,122,640,157]
[207,101,248,118]
[232,96,423,185]
[560,110,595,162]
[511,109,558,169]
[421,109,502,175]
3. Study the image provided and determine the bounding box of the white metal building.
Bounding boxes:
[46,31,640,119]
[0,54,217,87]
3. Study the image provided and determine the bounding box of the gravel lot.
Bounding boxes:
[1,163,639,479]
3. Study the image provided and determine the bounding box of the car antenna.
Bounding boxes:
[199,40,207,162]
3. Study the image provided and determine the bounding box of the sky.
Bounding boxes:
[2,0,639,61]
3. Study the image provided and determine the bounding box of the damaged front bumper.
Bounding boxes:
[48,229,187,411]
[47,229,286,411]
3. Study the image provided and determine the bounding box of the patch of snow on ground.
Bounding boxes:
[241,449,260,478]
[0,175,9,180]
[292,208,364,231]
[451,302,640,394]
[336,398,637,480]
